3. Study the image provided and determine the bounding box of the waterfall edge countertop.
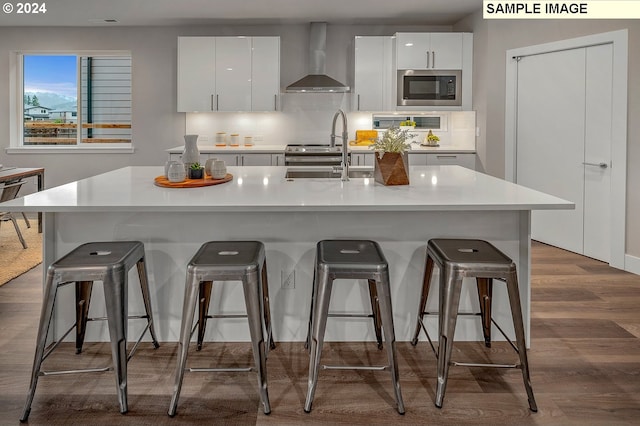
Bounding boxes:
[0,166,573,213]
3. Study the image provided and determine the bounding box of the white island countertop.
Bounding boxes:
[1,166,572,213]
[1,165,574,344]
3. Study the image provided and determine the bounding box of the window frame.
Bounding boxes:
[8,50,134,154]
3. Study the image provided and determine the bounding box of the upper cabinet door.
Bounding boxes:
[396,33,431,69]
[251,37,280,111]
[396,33,463,70]
[215,37,252,111]
[354,36,389,111]
[177,37,215,112]
[429,33,463,69]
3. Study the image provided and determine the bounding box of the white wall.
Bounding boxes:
[454,14,640,258]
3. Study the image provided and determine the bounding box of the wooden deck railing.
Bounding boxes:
[23,122,131,144]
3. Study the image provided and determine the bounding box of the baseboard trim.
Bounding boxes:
[625,254,640,275]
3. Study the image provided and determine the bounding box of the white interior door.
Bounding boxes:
[515,45,612,262]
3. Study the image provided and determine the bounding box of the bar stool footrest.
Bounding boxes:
[189,367,254,373]
[323,364,388,371]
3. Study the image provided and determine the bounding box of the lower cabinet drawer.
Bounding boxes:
[427,153,476,170]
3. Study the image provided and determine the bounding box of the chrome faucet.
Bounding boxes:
[330,109,349,181]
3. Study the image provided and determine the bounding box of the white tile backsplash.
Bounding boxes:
[186,97,475,150]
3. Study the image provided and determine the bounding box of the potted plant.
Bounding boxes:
[188,162,204,179]
[370,126,416,185]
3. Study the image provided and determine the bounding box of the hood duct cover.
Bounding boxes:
[286,22,350,93]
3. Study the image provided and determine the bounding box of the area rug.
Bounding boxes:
[0,219,42,286]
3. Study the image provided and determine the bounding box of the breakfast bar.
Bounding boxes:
[0,165,573,346]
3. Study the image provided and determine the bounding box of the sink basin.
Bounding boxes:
[285,168,374,179]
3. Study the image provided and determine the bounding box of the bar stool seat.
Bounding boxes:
[168,241,274,417]
[304,240,405,414]
[20,241,160,422]
[411,238,537,412]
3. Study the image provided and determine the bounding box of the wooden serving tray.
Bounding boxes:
[154,174,233,188]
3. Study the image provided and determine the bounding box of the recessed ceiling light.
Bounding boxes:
[88,18,119,24]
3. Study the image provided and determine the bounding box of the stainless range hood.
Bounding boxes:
[285,22,350,93]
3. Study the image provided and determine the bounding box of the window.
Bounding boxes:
[13,51,132,151]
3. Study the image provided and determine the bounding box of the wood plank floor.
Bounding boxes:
[1,241,639,425]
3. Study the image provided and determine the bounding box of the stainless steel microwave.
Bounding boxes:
[397,69,462,107]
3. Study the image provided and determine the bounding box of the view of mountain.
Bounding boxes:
[24,91,76,110]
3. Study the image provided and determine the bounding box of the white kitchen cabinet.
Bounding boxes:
[351,152,374,166]
[177,36,280,112]
[354,36,393,111]
[408,153,429,166]
[396,32,463,70]
[251,37,280,111]
[210,153,274,166]
[271,153,285,167]
[427,153,476,170]
[407,152,476,170]
[177,37,215,112]
[215,37,252,111]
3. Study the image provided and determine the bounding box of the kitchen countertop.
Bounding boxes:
[167,144,286,154]
[1,166,572,213]
[167,144,476,155]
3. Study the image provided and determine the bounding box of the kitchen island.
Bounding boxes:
[0,166,573,346]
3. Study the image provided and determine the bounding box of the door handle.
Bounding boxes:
[583,162,608,169]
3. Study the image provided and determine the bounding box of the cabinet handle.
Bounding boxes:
[426,51,430,68]
[432,51,435,68]
[211,94,214,111]
[241,155,245,166]
[274,94,278,111]
[216,94,219,111]
[437,155,457,159]
[357,94,360,111]
[583,161,608,169]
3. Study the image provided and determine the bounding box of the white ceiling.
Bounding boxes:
[0,0,483,27]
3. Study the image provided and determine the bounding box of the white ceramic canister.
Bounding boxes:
[211,160,227,179]
[215,132,227,146]
[229,134,240,146]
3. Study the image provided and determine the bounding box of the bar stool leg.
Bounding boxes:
[75,281,93,354]
[243,271,271,414]
[375,275,405,414]
[435,270,464,409]
[411,254,435,345]
[304,267,332,413]
[505,269,538,412]
[261,261,276,351]
[367,279,384,350]
[197,281,213,351]
[102,277,129,414]
[304,263,317,352]
[168,273,200,417]
[20,271,57,423]
[476,277,493,348]
[136,259,160,348]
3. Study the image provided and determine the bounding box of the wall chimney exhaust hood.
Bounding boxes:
[285,22,350,93]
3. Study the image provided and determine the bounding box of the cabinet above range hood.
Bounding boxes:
[285,22,350,93]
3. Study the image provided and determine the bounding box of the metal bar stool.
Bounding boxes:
[304,240,405,414]
[410,238,537,412]
[168,241,274,417]
[20,241,160,422]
